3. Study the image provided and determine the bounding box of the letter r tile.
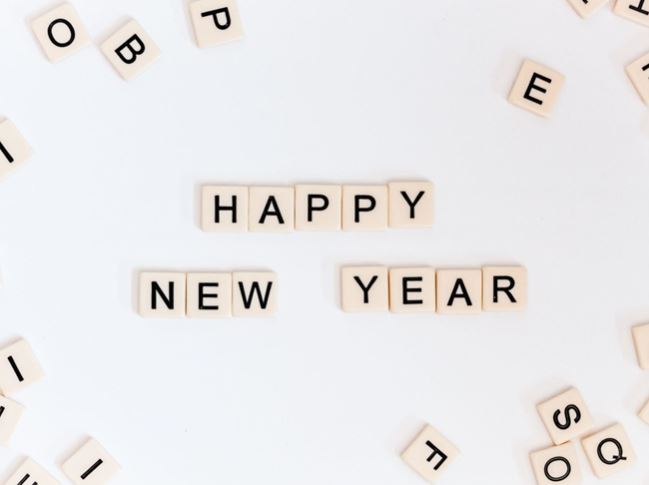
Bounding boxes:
[401,424,459,483]
[101,19,160,80]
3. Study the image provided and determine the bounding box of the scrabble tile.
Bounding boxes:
[615,0,649,27]
[639,399,649,425]
[529,443,582,485]
[626,51,649,105]
[401,424,459,483]
[4,458,59,485]
[189,0,244,48]
[342,185,388,231]
[294,185,342,231]
[249,187,295,232]
[232,272,277,316]
[566,0,610,18]
[30,3,90,63]
[482,266,528,311]
[0,395,24,445]
[0,339,44,395]
[509,60,565,117]
[632,322,649,369]
[436,269,482,314]
[201,185,249,232]
[138,272,186,318]
[341,266,389,313]
[186,272,232,318]
[101,19,160,80]
[388,181,434,229]
[62,438,120,485]
[582,423,636,479]
[0,119,32,180]
[537,388,594,445]
[389,267,436,313]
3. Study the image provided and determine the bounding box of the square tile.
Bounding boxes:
[342,185,388,231]
[101,19,160,80]
[201,185,249,232]
[249,187,294,232]
[632,322,649,369]
[509,59,565,117]
[566,0,610,18]
[582,423,636,479]
[0,395,25,445]
[31,3,90,62]
[0,119,32,180]
[138,272,186,318]
[436,269,482,314]
[341,266,389,313]
[388,181,434,229]
[190,0,244,48]
[482,266,528,311]
[401,424,459,483]
[186,272,232,318]
[615,0,649,27]
[389,267,436,313]
[0,339,44,395]
[62,438,120,485]
[530,443,582,485]
[4,458,59,485]
[626,51,649,105]
[639,398,649,425]
[294,185,342,231]
[232,272,277,316]
[537,387,594,445]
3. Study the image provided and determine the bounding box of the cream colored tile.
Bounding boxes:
[0,396,24,445]
[582,423,636,479]
[388,181,434,229]
[341,266,388,313]
[201,185,248,232]
[0,119,32,180]
[0,340,44,395]
[530,443,582,485]
[389,267,436,313]
[537,388,594,445]
[232,272,277,316]
[138,272,186,318]
[639,399,649,425]
[190,0,244,48]
[342,185,388,231]
[509,60,565,117]
[436,269,481,314]
[626,51,649,105]
[62,438,120,485]
[401,424,459,483]
[101,19,160,80]
[482,266,527,311]
[632,322,649,369]
[31,3,90,62]
[615,0,649,27]
[4,458,59,485]
[186,272,232,318]
[249,187,294,232]
[566,0,610,18]
[294,185,342,231]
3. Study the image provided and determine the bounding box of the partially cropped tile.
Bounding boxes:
[615,0,649,27]
[0,119,32,180]
[389,267,436,313]
[342,185,388,231]
[639,398,649,425]
[632,322,649,369]
[582,423,636,479]
[201,185,248,232]
[509,59,565,117]
[566,0,610,18]
[0,339,44,395]
[482,266,527,311]
[626,51,649,105]
[341,266,389,313]
[249,187,294,232]
[101,19,160,80]
[401,424,459,483]
[295,184,342,231]
[4,458,59,485]
[138,272,186,318]
[388,181,434,229]
[436,269,482,314]
[537,387,594,445]
[232,272,277,316]
[190,0,244,48]
[186,272,232,318]
[31,3,90,62]
[62,438,121,485]
[530,443,582,485]
[0,395,24,445]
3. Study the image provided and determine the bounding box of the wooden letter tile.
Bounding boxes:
[0,339,44,395]
[566,0,610,18]
[249,187,294,232]
[509,60,565,117]
[0,395,24,445]
[31,3,90,62]
[482,266,528,311]
[582,424,636,479]
[436,269,482,314]
[626,51,649,105]
[4,458,59,485]
[62,438,120,485]
[101,19,160,80]
[294,184,342,231]
[341,266,389,313]
[615,0,649,27]
[0,119,32,180]
[401,424,459,483]
[389,267,436,313]
[632,322,649,369]
[186,272,232,318]
[232,272,277,316]
[138,272,186,318]
[201,185,249,232]
[342,185,388,231]
[529,443,582,485]
[639,398,649,425]
[388,181,434,229]
[190,0,244,48]
[537,387,594,445]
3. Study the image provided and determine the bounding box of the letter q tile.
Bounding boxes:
[101,19,160,80]
[581,423,636,479]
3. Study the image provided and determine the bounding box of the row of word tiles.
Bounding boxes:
[341,266,527,314]
[0,120,32,180]
[139,272,277,318]
[0,339,44,395]
[201,182,434,232]
[4,458,58,485]
[632,321,649,369]
[62,438,120,485]
[401,424,459,483]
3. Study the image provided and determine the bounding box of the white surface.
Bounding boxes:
[0,0,648,483]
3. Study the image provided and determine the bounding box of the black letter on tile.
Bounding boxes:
[201,8,232,30]
[0,142,13,163]
[447,279,472,307]
[80,459,103,480]
[354,275,378,304]
[543,457,571,481]
[629,0,649,15]
[152,281,174,310]
[7,356,24,382]
[238,281,273,309]
[524,73,552,105]
[400,191,425,219]
[402,277,423,305]
[307,194,329,222]
[198,283,220,310]
[597,438,627,465]
[214,195,238,223]
[425,441,448,471]
[492,276,516,303]
[16,474,37,485]
[552,405,581,430]
[259,196,285,224]
[354,195,376,223]
[47,18,76,47]
[115,34,146,64]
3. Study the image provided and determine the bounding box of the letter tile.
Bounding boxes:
[189,0,244,48]
[249,187,294,232]
[389,267,436,313]
[626,51,649,105]
[581,424,636,479]
[388,181,434,229]
[0,395,24,445]
[482,266,527,311]
[436,269,481,314]
[4,458,59,485]
[201,185,248,232]
[537,388,594,445]
[62,438,120,485]
[101,19,160,80]
[632,322,649,369]
[186,272,232,318]
[615,0,649,27]
[294,185,342,231]
[509,60,565,117]
[341,266,388,313]
[566,0,610,18]
[401,424,459,483]
[232,272,277,316]
[529,443,582,485]
[138,272,186,318]
[639,398,649,425]
[342,185,388,231]
[0,339,44,395]
[31,3,90,62]
[0,119,32,180]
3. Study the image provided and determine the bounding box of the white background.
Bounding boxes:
[0,0,648,483]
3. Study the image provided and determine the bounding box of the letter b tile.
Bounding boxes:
[190,0,244,48]
[582,424,636,479]
[101,19,160,80]
[401,424,459,483]
[509,59,565,117]
[537,388,594,445]
[529,443,582,485]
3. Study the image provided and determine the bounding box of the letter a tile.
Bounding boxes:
[190,0,244,48]
[509,59,565,117]
[401,424,459,483]
[101,19,160,80]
